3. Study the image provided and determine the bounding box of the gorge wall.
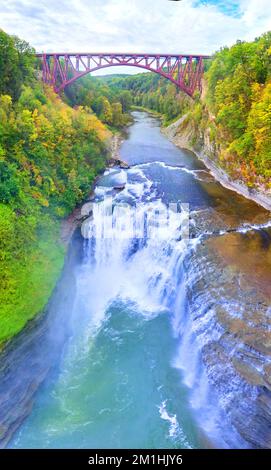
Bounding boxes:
[163,110,271,211]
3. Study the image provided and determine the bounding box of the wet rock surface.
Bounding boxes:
[185,218,271,448]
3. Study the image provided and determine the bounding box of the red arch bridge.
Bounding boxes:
[36,52,211,97]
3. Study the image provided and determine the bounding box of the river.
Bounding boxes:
[3,111,271,449]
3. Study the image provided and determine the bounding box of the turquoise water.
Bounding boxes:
[10,301,199,448]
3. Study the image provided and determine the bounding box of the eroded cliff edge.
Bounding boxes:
[163,113,271,211]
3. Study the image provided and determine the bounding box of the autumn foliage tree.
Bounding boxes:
[0,30,110,343]
[205,32,271,186]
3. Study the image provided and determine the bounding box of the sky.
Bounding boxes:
[0,0,270,75]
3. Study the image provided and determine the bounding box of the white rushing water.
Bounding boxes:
[81,166,190,322]
[78,164,247,448]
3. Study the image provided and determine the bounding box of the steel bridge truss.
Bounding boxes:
[36,52,210,96]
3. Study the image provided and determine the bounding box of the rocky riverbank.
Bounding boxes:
[60,133,130,246]
[162,115,271,212]
[107,133,130,169]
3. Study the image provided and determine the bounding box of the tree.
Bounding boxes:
[0,30,34,100]
[118,90,132,112]
[100,97,113,125]
[0,30,19,99]
[0,162,19,203]
[112,102,123,127]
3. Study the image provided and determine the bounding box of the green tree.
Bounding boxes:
[112,102,123,127]
[0,29,34,100]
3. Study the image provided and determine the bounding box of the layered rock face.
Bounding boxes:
[184,219,271,448]
[163,116,271,211]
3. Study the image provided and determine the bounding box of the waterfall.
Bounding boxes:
[80,167,190,323]
[77,165,246,448]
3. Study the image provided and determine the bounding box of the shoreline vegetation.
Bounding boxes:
[162,116,271,211]
[0,30,111,346]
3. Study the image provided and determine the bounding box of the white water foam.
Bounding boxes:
[237,220,271,233]
[135,161,209,181]
[158,400,192,447]
[158,400,180,438]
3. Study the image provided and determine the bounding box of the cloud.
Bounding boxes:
[0,0,270,75]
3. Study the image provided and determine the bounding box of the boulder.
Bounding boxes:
[114,185,125,191]
[80,202,94,217]
[119,161,130,169]
[111,158,130,169]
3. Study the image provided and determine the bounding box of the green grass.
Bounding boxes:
[0,226,65,347]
